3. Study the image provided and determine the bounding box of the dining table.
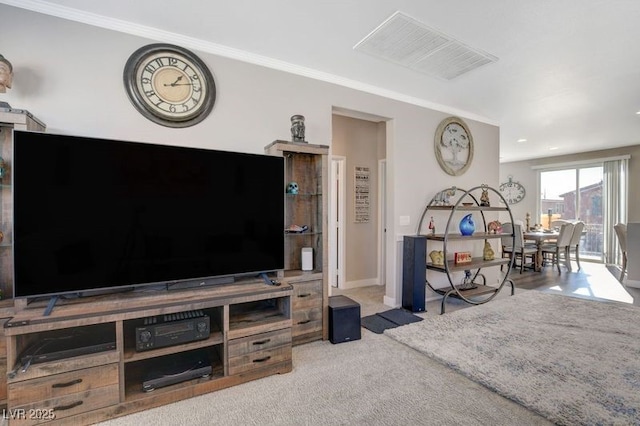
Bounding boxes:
[523,230,560,272]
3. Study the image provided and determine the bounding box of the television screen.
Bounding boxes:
[13,131,284,298]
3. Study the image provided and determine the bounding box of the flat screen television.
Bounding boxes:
[12,131,284,299]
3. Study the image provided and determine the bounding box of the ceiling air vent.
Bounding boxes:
[354,11,498,80]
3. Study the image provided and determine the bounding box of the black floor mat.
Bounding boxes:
[361,308,423,334]
[361,314,399,334]
[378,308,424,326]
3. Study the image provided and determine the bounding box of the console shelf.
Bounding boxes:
[122,331,225,363]
[3,280,292,425]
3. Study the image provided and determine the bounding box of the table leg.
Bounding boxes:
[536,243,543,271]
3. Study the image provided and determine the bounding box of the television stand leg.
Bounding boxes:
[43,295,60,316]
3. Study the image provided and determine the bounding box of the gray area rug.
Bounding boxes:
[385,291,640,425]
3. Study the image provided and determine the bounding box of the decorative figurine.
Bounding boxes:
[459,214,475,236]
[286,182,299,194]
[429,250,444,266]
[488,220,502,234]
[442,186,456,205]
[480,184,490,207]
[0,54,13,108]
[428,216,435,235]
[290,115,306,142]
[459,270,477,290]
[526,212,531,231]
[483,241,495,260]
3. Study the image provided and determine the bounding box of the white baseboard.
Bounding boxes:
[383,295,398,308]
[340,278,380,290]
[625,279,640,289]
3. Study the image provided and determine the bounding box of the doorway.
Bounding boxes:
[329,112,387,290]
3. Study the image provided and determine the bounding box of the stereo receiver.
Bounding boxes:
[136,310,210,352]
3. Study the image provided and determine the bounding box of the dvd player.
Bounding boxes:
[142,350,212,392]
[12,325,116,377]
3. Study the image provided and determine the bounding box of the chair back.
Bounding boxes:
[556,223,575,248]
[569,221,585,246]
[614,223,627,252]
[512,223,526,250]
[501,222,513,247]
[551,219,571,229]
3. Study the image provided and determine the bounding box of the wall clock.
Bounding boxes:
[434,116,474,176]
[123,44,216,128]
[499,176,526,204]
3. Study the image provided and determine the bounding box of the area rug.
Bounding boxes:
[384,291,640,425]
[361,308,423,334]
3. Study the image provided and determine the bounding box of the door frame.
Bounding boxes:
[377,159,387,286]
[329,156,346,288]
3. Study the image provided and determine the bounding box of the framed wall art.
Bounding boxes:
[354,166,370,223]
[434,116,474,176]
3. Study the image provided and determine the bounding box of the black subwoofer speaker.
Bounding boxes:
[328,295,361,344]
[402,235,426,312]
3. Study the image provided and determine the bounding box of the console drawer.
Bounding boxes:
[10,384,119,425]
[291,280,322,310]
[228,329,291,358]
[8,363,119,425]
[9,363,119,407]
[228,345,292,376]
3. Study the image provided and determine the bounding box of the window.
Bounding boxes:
[539,165,603,261]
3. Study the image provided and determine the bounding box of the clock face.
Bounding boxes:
[124,44,216,128]
[499,179,526,204]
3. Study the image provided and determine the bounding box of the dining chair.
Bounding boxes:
[501,223,537,273]
[614,223,627,282]
[551,219,571,229]
[541,222,575,274]
[567,221,585,271]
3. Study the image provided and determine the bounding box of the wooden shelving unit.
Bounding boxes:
[0,110,46,409]
[3,280,293,425]
[403,185,516,314]
[265,140,328,344]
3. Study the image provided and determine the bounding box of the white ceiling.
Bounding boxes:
[5,0,640,162]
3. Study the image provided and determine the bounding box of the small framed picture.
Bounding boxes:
[454,252,472,264]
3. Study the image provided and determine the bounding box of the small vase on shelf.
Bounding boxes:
[459,214,475,236]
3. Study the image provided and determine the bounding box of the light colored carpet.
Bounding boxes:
[97,328,550,426]
[385,291,640,425]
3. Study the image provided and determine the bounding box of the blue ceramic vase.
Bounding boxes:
[459,214,475,236]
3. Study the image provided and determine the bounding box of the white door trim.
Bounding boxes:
[329,156,346,289]
[377,159,387,286]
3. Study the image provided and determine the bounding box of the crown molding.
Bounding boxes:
[1,0,496,125]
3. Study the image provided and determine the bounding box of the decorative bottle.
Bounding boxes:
[459,214,475,236]
[428,216,435,235]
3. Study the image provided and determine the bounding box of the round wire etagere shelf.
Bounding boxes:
[416,185,516,313]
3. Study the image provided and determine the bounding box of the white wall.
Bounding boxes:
[1,5,501,308]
